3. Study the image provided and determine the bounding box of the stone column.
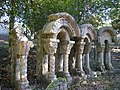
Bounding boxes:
[97,44,106,72]
[75,41,85,77]
[69,43,76,71]
[19,55,29,90]
[42,54,48,75]
[49,54,56,80]
[84,43,92,76]
[12,26,34,90]
[62,41,75,80]
[57,43,64,72]
[16,41,34,90]
[57,54,63,72]
[43,38,59,82]
[104,43,114,70]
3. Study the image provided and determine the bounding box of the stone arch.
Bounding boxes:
[57,27,71,41]
[42,12,80,39]
[48,12,80,37]
[86,33,92,42]
[97,26,117,71]
[80,24,97,42]
[42,18,73,39]
[78,24,96,76]
[83,37,90,53]
[42,12,79,82]
[57,28,67,38]
[97,26,117,44]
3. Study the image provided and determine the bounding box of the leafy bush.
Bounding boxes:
[45,77,66,90]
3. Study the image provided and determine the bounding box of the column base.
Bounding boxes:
[15,80,31,90]
[98,64,106,73]
[38,75,49,85]
[56,71,72,82]
[64,73,72,82]
[105,64,114,70]
[84,67,92,76]
[48,72,57,82]
[75,68,85,77]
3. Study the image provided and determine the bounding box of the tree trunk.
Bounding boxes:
[36,30,43,82]
[9,0,16,87]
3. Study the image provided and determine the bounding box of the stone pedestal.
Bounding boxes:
[43,38,59,82]
[75,41,85,77]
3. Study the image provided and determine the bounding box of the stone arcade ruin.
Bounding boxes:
[11,12,117,90]
[11,26,34,90]
[96,27,117,71]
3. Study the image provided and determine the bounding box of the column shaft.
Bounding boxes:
[43,38,59,82]
[97,52,105,70]
[104,51,114,70]
[21,55,28,82]
[77,51,84,71]
[63,54,69,73]
[58,54,63,72]
[59,40,74,81]
[97,44,106,72]
[104,43,114,70]
[42,55,48,75]
[83,42,92,75]
[75,42,85,76]
[84,53,91,73]
[49,54,56,80]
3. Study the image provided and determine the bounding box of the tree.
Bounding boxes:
[1,0,119,33]
[98,0,120,31]
[110,1,120,31]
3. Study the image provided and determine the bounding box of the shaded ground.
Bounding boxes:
[0,43,120,90]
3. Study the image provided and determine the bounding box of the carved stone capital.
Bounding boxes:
[105,43,112,52]
[105,48,111,52]
[101,46,105,52]
[97,44,105,52]
[76,41,85,54]
[109,43,114,52]
[84,43,91,54]
[60,40,75,54]
[76,41,85,47]
[43,38,60,54]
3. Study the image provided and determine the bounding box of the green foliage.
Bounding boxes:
[45,77,66,90]
[0,0,119,34]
